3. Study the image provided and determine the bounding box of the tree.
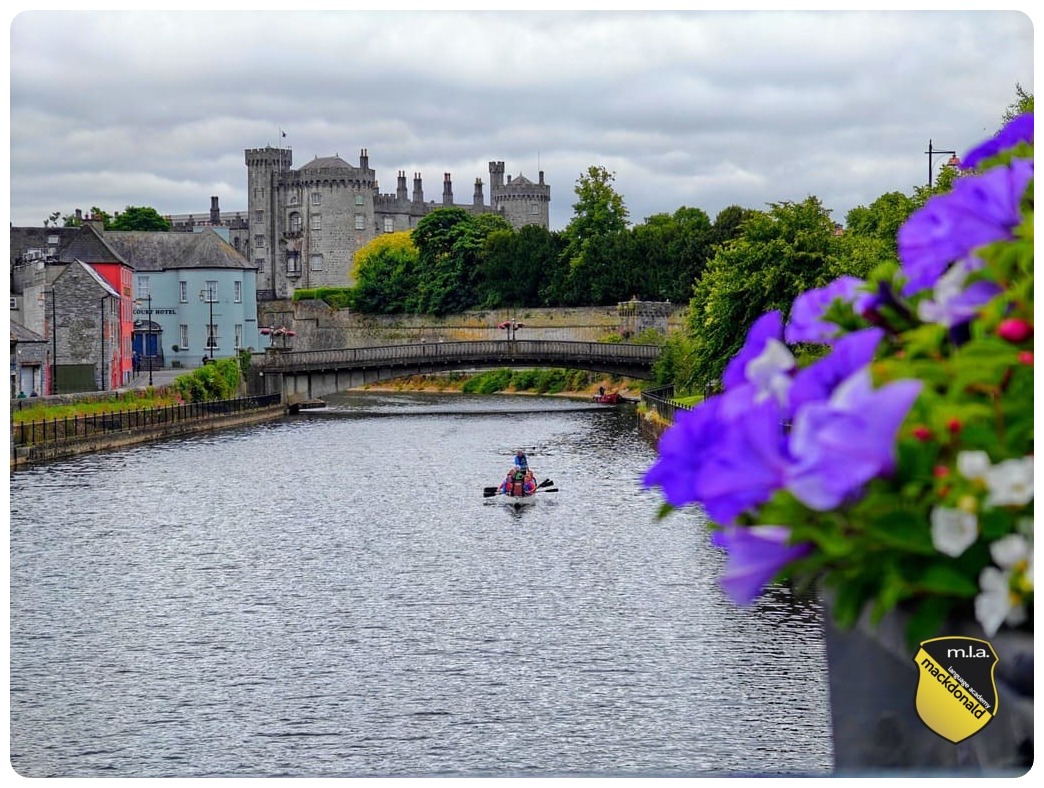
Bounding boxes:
[348,231,419,313]
[62,206,111,227]
[630,206,715,303]
[475,224,564,309]
[411,208,511,315]
[839,190,918,277]
[684,197,845,387]
[562,166,629,264]
[1003,82,1033,123]
[108,206,171,231]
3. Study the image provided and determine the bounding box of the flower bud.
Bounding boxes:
[913,425,933,442]
[1018,351,1033,365]
[957,495,979,514]
[997,318,1033,343]
[933,465,950,478]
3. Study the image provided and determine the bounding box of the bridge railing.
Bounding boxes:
[253,339,661,371]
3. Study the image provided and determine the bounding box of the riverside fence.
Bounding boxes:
[640,385,693,424]
[11,393,283,468]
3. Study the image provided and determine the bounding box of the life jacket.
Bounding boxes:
[510,470,526,497]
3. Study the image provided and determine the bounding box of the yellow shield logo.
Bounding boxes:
[913,636,999,743]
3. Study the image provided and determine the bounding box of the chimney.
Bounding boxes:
[412,173,423,203]
[473,178,484,207]
[397,171,408,200]
[210,196,221,225]
[359,148,369,170]
[442,173,453,206]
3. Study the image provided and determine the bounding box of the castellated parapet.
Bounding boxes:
[243,147,550,298]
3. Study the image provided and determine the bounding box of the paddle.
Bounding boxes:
[537,478,553,489]
[537,487,558,493]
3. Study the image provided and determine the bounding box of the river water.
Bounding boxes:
[9,392,833,778]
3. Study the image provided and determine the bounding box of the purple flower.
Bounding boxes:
[723,311,785,390]
[917,257,1003,328]
[711,525,814,605]
[785,276,874,344]
[962,113,1034,170]
[788,328,884,413]
[644,388,789,524]
[898,160,1034,295]
[785,368,922,510]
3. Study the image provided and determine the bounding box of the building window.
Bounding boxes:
[311,192,321,206]
[286,252,301,275]
[179,281,187,303]
[309,254,324,271]
[254,234,265,248]
[289,212,302,233]
[202,280,217,303]
[355,194,364,206]
[179,324,189,349]
[234,281,242,303]
[311,214,322,231]
[235,324,243,350]
[289,194,299,206]
[254,210,264,223]
[47,234,59,245]
[355,214,365,230]
[530,203,540,214]
[137,276,151,298]
[383,217,394,233]
[255,257,265,273]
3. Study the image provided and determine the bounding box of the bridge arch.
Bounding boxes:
[248,340,661,402]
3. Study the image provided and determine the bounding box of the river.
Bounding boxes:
[8,392,833,777]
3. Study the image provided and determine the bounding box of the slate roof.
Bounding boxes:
[104,228,255,272]
[10,319,47,343]
[299,155,355,171]
[9,223,127,267]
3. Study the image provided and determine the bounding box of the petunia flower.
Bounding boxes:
[975,566,1028,636]
[785,367,923,510]
[898,160,1034,295]
[711,525,814,605]
[785,276,874,344]
[957,450,992,481]
[722,311,786,391]
[930,506,979,557]
[743,338,795,406]
[962,112,1034,170]
[916,258,1003,328]
[788,328,884,413]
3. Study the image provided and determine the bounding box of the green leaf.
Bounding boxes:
[914,563,979,597]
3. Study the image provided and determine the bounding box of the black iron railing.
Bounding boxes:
[12,394,281,449]
[641,385,693,424]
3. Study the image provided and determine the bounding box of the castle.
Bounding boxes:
[207,147,551,299]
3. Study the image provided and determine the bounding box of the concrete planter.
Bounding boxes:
[823,598,1032,776]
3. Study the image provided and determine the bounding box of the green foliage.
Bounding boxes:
[293,287,353,309]
[461,369,514,394]
[458,367,595,395]
[108,206,172,231]
[348,231,420,313]
[172,357,243,402]
[684,197,847,387]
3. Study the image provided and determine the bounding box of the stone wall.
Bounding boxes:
[257,301,687,352]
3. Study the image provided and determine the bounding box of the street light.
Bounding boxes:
[497,319,525,341]
[134,292,154,387]
[925,140,961,188]
[199,284,215,361]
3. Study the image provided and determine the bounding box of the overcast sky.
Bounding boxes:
[5,8,1035,233]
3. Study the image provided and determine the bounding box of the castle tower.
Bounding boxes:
[490,166,550,230]
[442,173,453,206]
[245,146,293,295]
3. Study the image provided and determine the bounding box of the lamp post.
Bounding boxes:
[134,293,154,387]
[49,288,58,395]
[498,319,525,341]
[925,140,960,188]
[199,284,215,360]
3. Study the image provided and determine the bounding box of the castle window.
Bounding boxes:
[355,214,365,230]
[530,204,540,214]
[310,254,324,271]
[286,252,301,275]
[289,194,299,206]
[254,210,264,223]
[311,215,322,231]
[255,257,265,273]
[310,192,321,206]
[354,194,364,206]
[289,212,302,233]
[383,217,394,233]
[254,234,265,248]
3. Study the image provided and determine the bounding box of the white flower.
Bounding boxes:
[990,533,1031,568]
[930,506,978,557]
[985,456,1034,507]
[745,338,795,406]
[975,566,1028,636]
[957,450,991,481]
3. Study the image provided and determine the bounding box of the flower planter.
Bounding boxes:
[823,601,1032,775]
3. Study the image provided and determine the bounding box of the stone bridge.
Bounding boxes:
[248,339,661,403]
